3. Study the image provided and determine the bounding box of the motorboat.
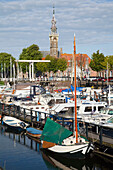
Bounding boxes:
[84,106,113,125]
[50,99,107,120]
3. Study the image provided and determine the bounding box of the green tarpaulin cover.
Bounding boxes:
[40,118,72,145]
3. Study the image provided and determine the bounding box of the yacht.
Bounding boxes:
[50,99,107,120]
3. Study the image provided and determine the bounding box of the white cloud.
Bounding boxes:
[0,0,113,58]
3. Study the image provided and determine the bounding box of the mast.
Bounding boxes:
[74,34,78,143]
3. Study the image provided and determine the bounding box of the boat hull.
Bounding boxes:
[47,142,93,159]
[26,127,42,138]
[2,116,28,132]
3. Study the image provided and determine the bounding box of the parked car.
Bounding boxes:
[92,77,106,81]
[86,77,97,81]
[104,77,113,82]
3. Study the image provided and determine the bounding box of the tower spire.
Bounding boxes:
[53,4,55,15]
[51,5,57,34]
[49,5,59,57]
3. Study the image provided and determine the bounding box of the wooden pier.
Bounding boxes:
[1,102,113,161]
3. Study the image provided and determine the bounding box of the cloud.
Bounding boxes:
[0,0,113,58]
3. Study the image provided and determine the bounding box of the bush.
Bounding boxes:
[0,81,5,85]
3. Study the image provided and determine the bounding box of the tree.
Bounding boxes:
[77,54,86,79]
[57,58,68,72]
[19,44,43,73]
[107,55,113,70]
[36,62,48,73]
[36,55,68,78]
[0,53,15,78]
[89,50,105,76]
[45,55,58,73]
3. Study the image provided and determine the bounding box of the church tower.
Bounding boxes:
[49,6,59,57]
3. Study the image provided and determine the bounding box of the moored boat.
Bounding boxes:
[2,116,29,131]
[40,118,94,159]
[26,127,42,138]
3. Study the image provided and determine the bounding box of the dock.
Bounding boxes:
[1,102,113,161]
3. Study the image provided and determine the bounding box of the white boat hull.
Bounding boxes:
[47,142,93,159]
[3,116,29,131]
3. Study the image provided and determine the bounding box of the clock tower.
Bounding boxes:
[49,6,59,57]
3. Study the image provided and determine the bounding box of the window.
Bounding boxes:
[84,107,92,112]
[98,106,104,111]
[108,109,113,115]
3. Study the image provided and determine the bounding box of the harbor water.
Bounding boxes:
[0,125,113,170]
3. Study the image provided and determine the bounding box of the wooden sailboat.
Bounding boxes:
[40,35,94,159]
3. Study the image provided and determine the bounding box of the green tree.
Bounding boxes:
[89,50,105,76]
[107,55,113,70]
[36,55,68,76]
[36,62,48,73]
[19,44,42,73]
[57,58,68,72]
[45,55,58,73]
[0,53,15,78]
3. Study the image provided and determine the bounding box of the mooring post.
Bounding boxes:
[35,111,37,122]
[96,80,98,89]
[4,103,5,114]
[96,125,99,134]
[86,123,88,139]
[62,117,64,127]
[13,105,15,116]
[100,126,102,143]
[72,119,74,132]
[18,106,20,118]
[30,110,33,125]
[24,108,26,120]
[30,139,33,149]
[45,113,47,124]
[24,135,26,145]
[106,91,108,104]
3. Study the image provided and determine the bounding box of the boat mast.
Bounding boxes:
[74,34,78,143]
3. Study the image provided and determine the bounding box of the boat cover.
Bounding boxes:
[26,127,42,135]
[40,118,72,145]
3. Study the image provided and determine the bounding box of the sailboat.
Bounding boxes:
[40,35,94,159]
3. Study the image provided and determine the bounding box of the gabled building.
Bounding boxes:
[60,53,91,78]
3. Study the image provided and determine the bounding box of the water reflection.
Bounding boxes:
[42,149,113,170]
[0,125,41,153]
[0,125,113,170]
[42,149,93,169]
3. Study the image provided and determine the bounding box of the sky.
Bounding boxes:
[0,0,113,59]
